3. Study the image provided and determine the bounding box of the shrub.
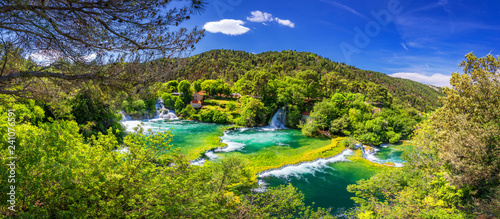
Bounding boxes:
[227,102,236,111]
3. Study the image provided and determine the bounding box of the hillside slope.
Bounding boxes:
[164,49,444,111]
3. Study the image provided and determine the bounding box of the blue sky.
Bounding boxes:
[181,0,500,87]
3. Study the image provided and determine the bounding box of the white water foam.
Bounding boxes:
[215,139,246,152]
[361,145,405,167]
[258,149,354,180]
[121,120,145,132]
[205,151,219,160]
[362,146,381,163]
[120,111,132,122]
[153,98,179,120]
[268,107,287,129]
[190,158,205,166]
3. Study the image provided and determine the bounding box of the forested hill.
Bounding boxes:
[164,49,444,111]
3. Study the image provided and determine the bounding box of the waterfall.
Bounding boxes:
[269,107,287,129]
[356,143,379,161]
[255,149,354,192]
[153,98,179,120]
[120,111,132,122]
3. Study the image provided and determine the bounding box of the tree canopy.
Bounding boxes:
[0,0,206,97]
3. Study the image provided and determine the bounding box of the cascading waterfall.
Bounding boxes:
[154,98,178,120]
[269,106,287,129]
[120,111,132,122]
[255,149,354,192]
[357,143,404,167]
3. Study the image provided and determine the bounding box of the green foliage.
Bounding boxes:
[296,70,320,99]
[70,91,125,140]
[164,49,443,111]
[226,102,236,111]
[340,136,357,149]
[180,104,196,119]
[0,108,328,217]
[209,79,231,96]
[347,53,500,218]
[167,80,179,92]
[177,80,192,104]
[237,97,267,127]
[304,92,419,145]
[192,79,202,92]
[201,80,216,93]
[429,53,500,215]
[234,69,276,97]
[174,97,185,113]
[347,167,468,218]
[161,93,177,109]
[200,109,214,122]
[212,110,229,124]
[199,109,230,124]
[131,99,146,114]
[286,104,302,128]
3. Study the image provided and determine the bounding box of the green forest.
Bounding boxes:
[1,1,499,219]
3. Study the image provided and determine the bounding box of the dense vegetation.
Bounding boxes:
[164,49,444,112]
[0,96,335,218]
[0,2,497,216]
[302,92,420,145]
[151,67,422,145]
[347,53,500,218]
[1,45,498,218]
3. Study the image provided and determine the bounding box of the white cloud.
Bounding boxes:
[246,11,295,28]
[203,19,250,36]
[401,43,408,50]
[389,72,451,87]
[247,11,273,22]
[275,18,295,28]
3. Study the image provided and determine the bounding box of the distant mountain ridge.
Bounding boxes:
[163,49,444,111]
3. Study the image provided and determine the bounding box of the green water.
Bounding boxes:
[261,155,378,214]
[369,144,412,166]
[122,119,402,213]
[374,146,404,164]
[122,120,226,155]
[219,128,331,153]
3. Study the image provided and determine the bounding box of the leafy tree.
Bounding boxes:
[167,80,180,92]
[347,53,500,218]
[208,79,231,97]
[430,53,500,215]
[0,0,206,96]
[192,80,202,92]
[227,102,237,111]
[237,97,267,127]
[71,91,124,139]
[200,109,214,122]
[201,80,216,93]
[180,104,196,119]
[234,69,276,96]
[161,93,177,109]
[212,110,229,124]
[296,70,321,99]
[174,97,184,113]
[177,80,192,104]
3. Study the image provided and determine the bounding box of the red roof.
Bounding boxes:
[191,100,201,104]
[198,91,206,94]
[301,112,310,116]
